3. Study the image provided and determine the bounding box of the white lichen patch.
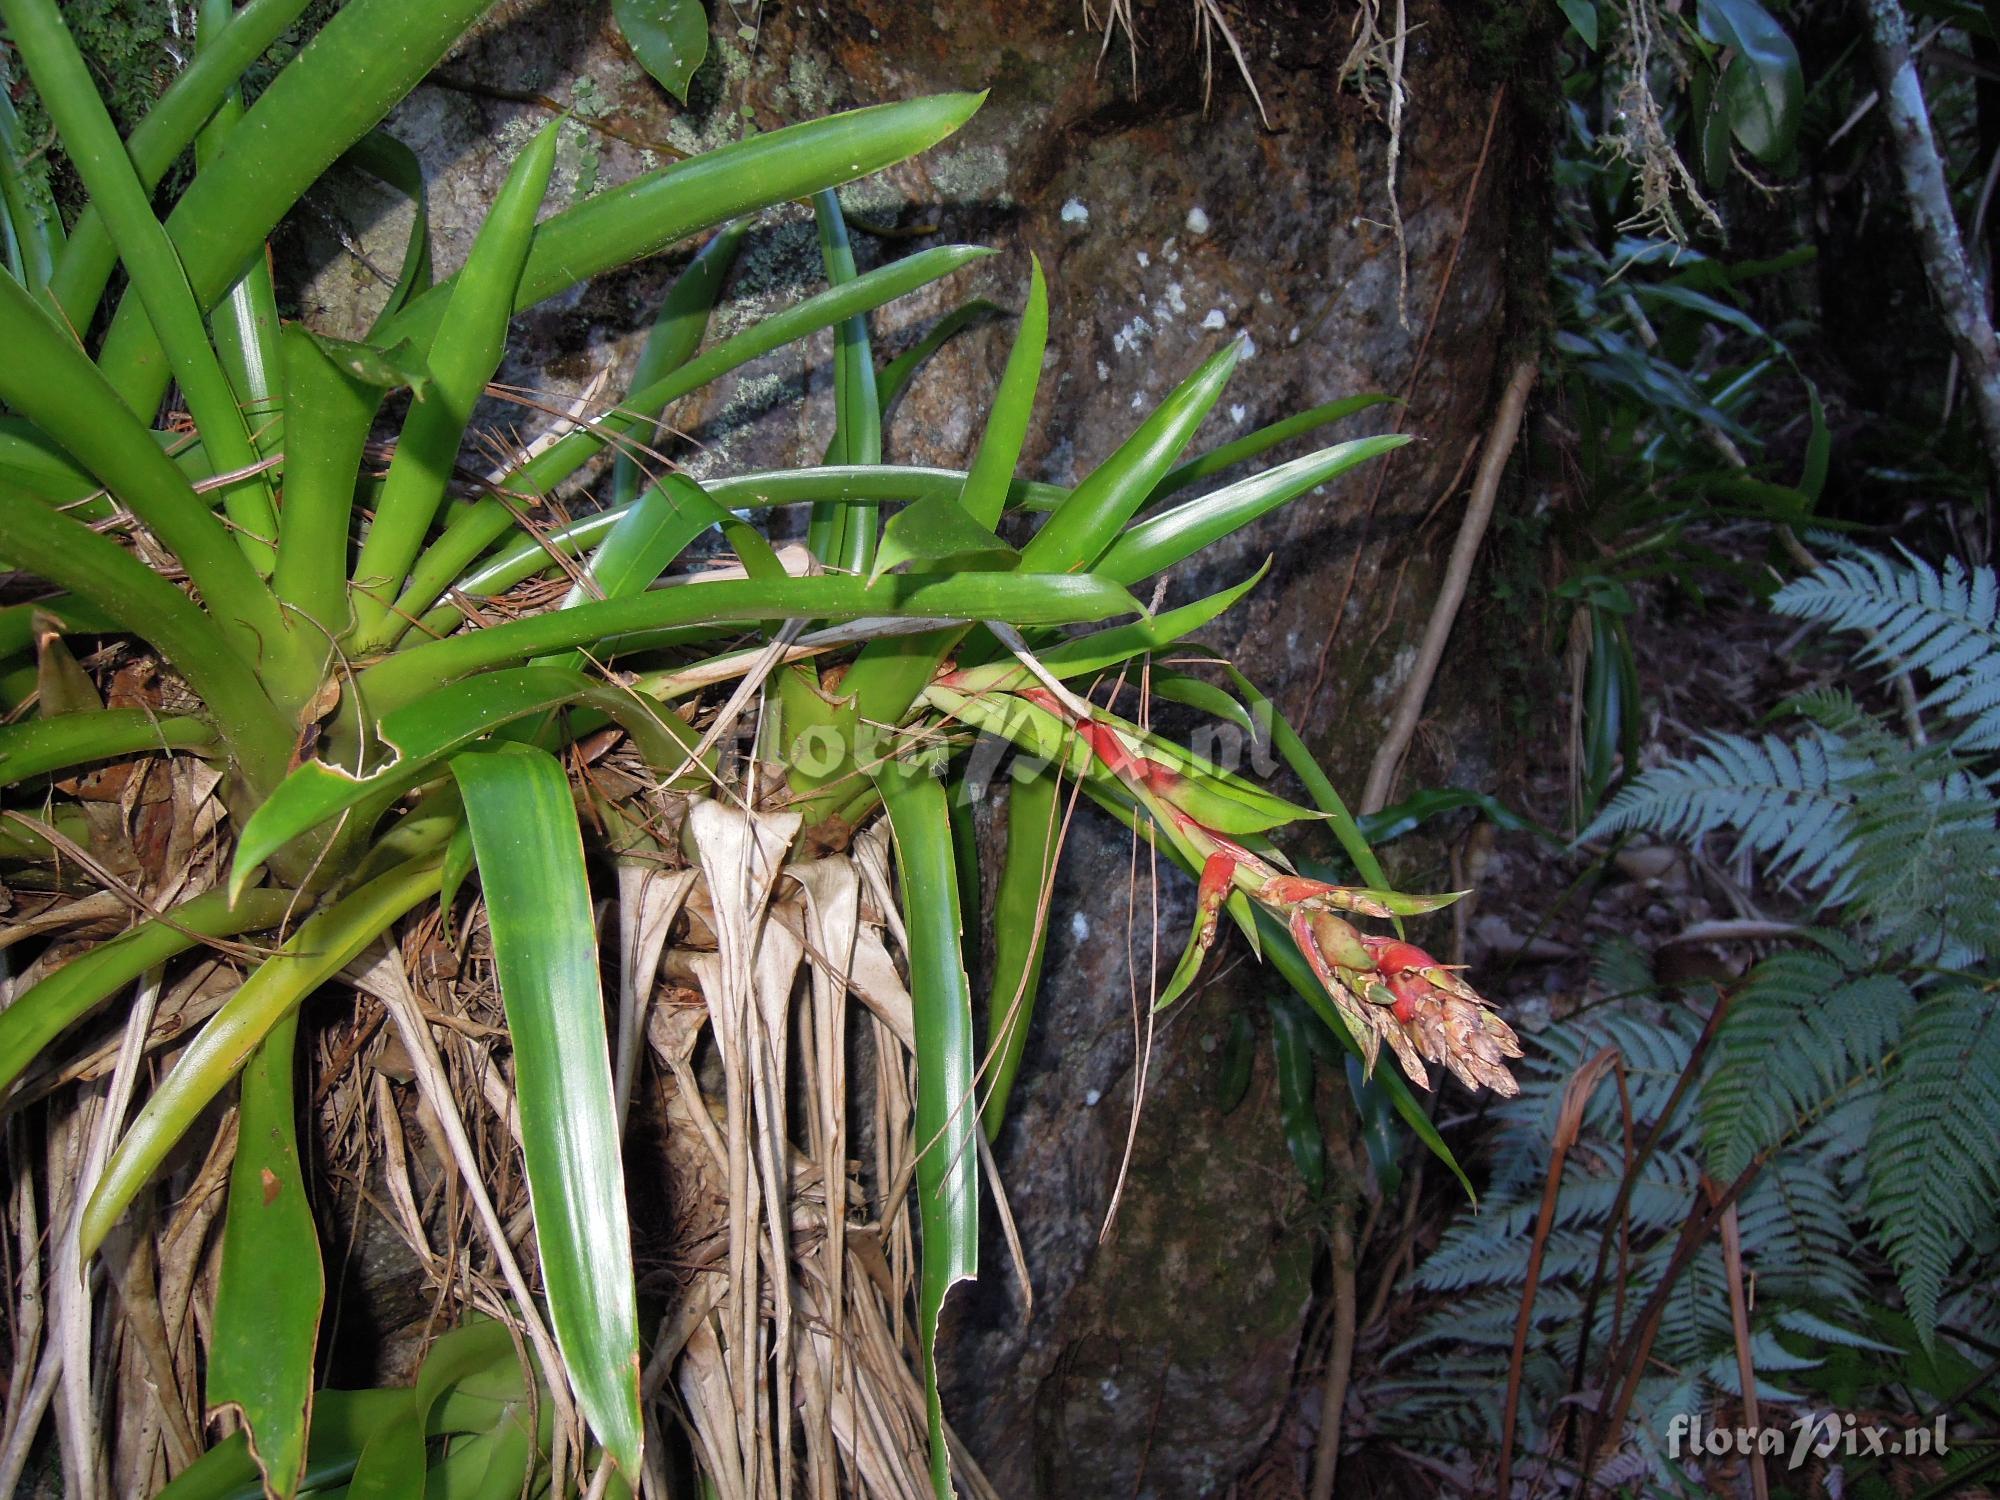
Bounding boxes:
[1112,314,1153,353]
[928,141,1013,208]
[1371,644,1419,702]
[679,368,796,481]
[1060,197,1090,225]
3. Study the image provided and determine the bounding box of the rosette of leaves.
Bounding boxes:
[0,2,1503,1495]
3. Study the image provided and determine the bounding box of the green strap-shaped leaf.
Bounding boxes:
[349,1318,533,1497]
[870,494,1016,580]
[1138,671,1256,732]
[960,255,1047,527]
[90,0,502,415]
[452,745,643,1482]
[155,1389,415,1500]
[559,473,726,613]
[432,464,1065,626]
[0,487,292,792]
[0,888,292,1098]
[877,299,1002,419]
[0,275,295,683]
[195,0,285,462]
[209,1008,322,1500]
[349,121,559,647]
[44,0,312,326]
[362,570,1140,715]
[393,245,993,634]
[301,329,433,394]
[342,130,434,332]
[1,0,278,569]
[0,596,117,658]
[944,564,1265,695]
[1145,392,1397,505]
[273,325,384,644]
[981,761,1058,1139]
[0,709,216,789]
[378,94,985,353]
[1020,340,1239,573]
[808,188,883,571]
[83,855,444,1256]
[874,759,978,1499]
[0,57,61,292]
[1098,434,1410,584]
[832,259,1052,750]
[230,665,701,896]
[610,223,746,507]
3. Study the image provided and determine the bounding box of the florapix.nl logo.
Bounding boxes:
[1667,1411,1951,1470]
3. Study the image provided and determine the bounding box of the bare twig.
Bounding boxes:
[1359,358,1536,815]
[1719,1201,1771,1500]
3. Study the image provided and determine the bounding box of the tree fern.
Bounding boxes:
[1772,547,2000,750]
[1734,1152,1871,1311]
[1835,722,2000,962]
[1588,702,1999,963]
[1866,982,2000,1343]
[1393,549,2000,1483]
[1582,727,1858,890]
[1700,941,1910,1180]
[1377,996,1877,1473]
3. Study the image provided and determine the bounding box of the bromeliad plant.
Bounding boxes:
[0,2,1518,1496]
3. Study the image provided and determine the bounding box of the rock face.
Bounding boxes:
[302,0,1541,1490]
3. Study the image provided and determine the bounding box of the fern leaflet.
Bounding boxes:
[1581,728,1857,889]
[1772,547,2000,750]
[1866,983,2000,1344]
[1700,942,1909,1180]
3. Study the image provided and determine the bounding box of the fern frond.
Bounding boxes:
[1770,1306,1904,1355]
[1773,548,2000,750]
[1838,726,2000,962]
[1582,729,1857,889]
[1734,1158,1870,1309]
[1866,983,2000,1345]
[1656,1239,1737,1369]
[1591,936,1656,1000]
[1700,945,1911,1180]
